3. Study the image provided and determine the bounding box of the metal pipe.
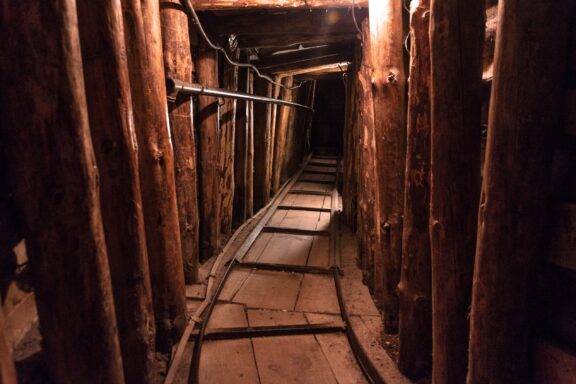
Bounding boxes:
[166,78,314,111]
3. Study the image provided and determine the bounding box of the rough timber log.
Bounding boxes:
[253,78,273,210]
[356,18,379,309]
[194,43,221,258]
[161,0,200,284]
[271,76,295,194]
[246,71,255,218]
[121,0,187,352]
[398,0,432,379]
[268,75,283,192]
[77,0,157,381]
[429,0,485,382]
[219,50,239,234]
[0,1,124,382]
[0,307,16,384]
[342,66,358,232]
[281,85,302,178]
[233,64,250,226]
[467,1,575,383]
[191,0,368,10]
[368,0,406,334]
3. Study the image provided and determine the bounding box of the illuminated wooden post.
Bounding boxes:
[368,0,406,333]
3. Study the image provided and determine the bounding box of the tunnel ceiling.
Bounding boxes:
[198,8,366,81]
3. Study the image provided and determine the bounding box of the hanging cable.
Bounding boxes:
[179,0,304,90]
[351,0,364,43]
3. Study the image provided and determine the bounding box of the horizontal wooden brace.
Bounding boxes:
[262,226,330,236]
[198,322,346,341]
[276,205,332,212]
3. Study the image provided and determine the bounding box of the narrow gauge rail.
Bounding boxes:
[186,154,385,384]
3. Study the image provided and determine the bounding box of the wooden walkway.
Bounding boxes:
[170,155,409,384]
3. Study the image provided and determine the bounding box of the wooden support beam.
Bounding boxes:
[428,0,485,382]
[271,76,294,193]
[398,0,432,380]
[192,0,368,10]
[1,1,125,381]
[467,1,575,383]
[219,49,239,234]
[256,43,352,72]
[253,77,273,211]
[194,43,221,259]
[260,52,350,74]
[233,63,249,227]
[121,0,187,352]
[268,75,283,193]
[281,85,302,178]
[238,34,355,49]
[208,10,364,37]
[0,308,16,384]
[77,0,157,381]
[355,18,379,315]
[246,71,255,218]
[161,0,200,284]
[368,0,406,334]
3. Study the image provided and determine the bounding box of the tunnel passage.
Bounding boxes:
[1,1,576,384]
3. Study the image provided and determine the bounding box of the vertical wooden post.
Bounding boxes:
[398,0,432,379]
[253,77,272,211]
[0,309,16,384]
[246,71,255,218]
[368,0,407,333]
[233,63,249,227]
[429,0,484,382]
[76,0,156,381]
[356,18,380,299]
[0,1,125,382]
[160,0,200,283]
[219,50,239,234]
[271,76,294,193]
[194,42,221,258]
[121,0,187,352]
[268,75,283,194]
[467,1,575,383]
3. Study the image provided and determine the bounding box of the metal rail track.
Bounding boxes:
[186,154,385,384]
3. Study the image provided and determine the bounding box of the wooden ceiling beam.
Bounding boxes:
[237,34,355,49]
[254,43,352,68]
[205,9,366,37]
[191,0,368,11]
[263,52,350,73]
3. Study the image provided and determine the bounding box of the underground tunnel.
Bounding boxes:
[1,1,575,383]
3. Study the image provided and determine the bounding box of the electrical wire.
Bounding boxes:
[180,0,303,90]
[351,0,364,43]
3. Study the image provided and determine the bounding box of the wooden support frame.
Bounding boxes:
[195,42,221,260]
[78,0,157,380]
[467,1,576,382]
[161,0,201,284]
[368,0,406,334]
[398,0,432,379]
[122,0,187,352]
[1,1,125,381]
[190,0,368,10]
[428,0,485,382]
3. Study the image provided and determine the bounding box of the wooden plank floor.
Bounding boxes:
[191,156,379,384]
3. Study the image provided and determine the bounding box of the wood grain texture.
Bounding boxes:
[1,1,125,381]
[161,0,200,283]
[121,0,187,352]
[219,49,240,234]
[398,0,432,379]
[368,0,406,334]
[253,79,274,211]
[77,0,157,381]
[428,0,485,382]
[468,1,575,382]
[0,306,16,384]
[191,0,368,10]
[195,43,221,260]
